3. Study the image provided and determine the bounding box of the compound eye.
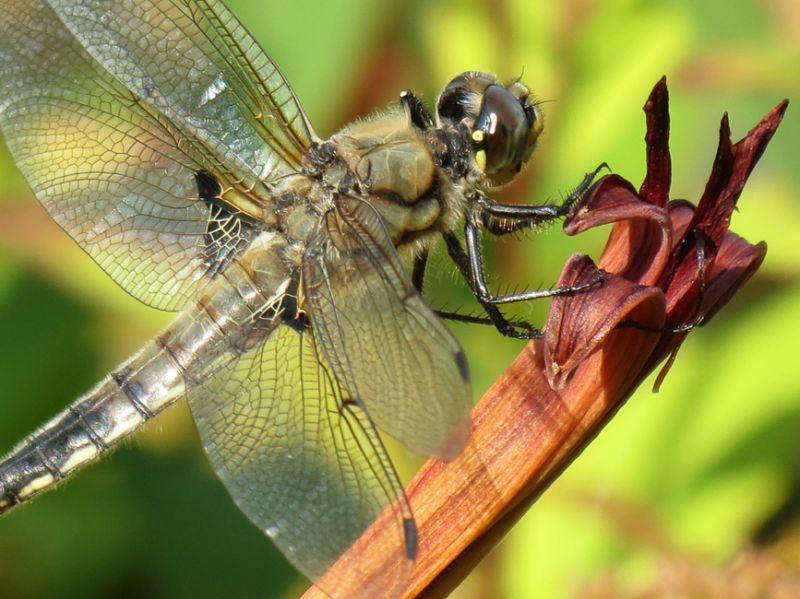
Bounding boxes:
[472,84,535,177]
[437,76,471,125]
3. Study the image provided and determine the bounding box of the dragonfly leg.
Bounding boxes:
[621,227,710,334]
[412,249,429,292]
[442,231,542,339]
[435,166,608,339]
[400,89,435,130]
[413,243,537,335]
[476,163,609,236]
[463,214,603,306]
[434,309,537,332]
[423,167,607,338]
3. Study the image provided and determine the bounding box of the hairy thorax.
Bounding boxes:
[329,108,462,248]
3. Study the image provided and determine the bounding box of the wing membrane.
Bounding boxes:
[0,0,216,310]
[0,0,316,309]
[47,0,316,182]
[303,197,472,459]
[187,322,413,598]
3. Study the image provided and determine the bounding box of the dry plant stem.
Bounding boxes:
[413,320,666,597]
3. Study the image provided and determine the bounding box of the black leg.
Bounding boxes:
[435,310,496,325]
[434,165,608,338]
[412,249,429,292]
[400,90,435,130]
[442,231,540,339]
[464,215,603,306]
[478,163,608,236]
[435,309,535,331]
[417,242,536,333]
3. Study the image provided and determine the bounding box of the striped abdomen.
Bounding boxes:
[0,237,290,514]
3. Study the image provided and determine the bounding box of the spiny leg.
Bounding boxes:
[413,246,535,332]
[463,214,602,308]
[434,310,537,331]
[478,163,608,236]
[442,231,540,339]
[440,166,608,338]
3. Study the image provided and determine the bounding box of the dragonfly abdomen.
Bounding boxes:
[0,341,185,514]
[0,245,290,515]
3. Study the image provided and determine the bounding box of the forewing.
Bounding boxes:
[303,197,472,460]
[47,0,316,182]
[0,0,224,310]
[187,323,414,598]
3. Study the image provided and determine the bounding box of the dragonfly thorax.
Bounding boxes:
[327,109,455,247]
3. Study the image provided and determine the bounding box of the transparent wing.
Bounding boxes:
[187,322,414,599]
[47,0,317,182]
[303,197,472,460]
[0,0,227,310]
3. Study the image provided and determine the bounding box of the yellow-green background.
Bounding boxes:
[0,0,797,597]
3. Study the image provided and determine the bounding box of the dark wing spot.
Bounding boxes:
[454,349,470,382]
[257,271,308,333]
[196,170,259,277]
[404,518,418,560]
[196,169,222,202]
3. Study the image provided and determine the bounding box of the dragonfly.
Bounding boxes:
[0,1,600,597]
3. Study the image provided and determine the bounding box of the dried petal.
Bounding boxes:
[544,255,666,388]
[566,175,673,286]
[639,76,672,207]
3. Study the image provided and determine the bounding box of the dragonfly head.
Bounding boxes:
[437,71,543,187]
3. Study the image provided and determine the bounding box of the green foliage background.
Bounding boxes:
[0,0,797,597]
